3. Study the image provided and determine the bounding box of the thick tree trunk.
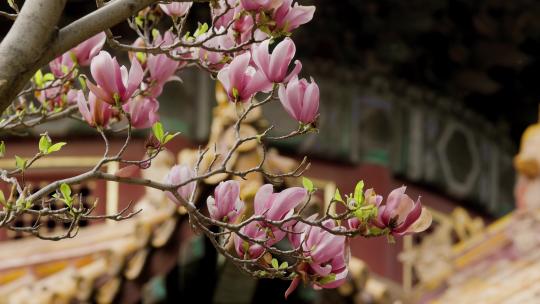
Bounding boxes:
[0,0,67,113]
[0,0,160,114]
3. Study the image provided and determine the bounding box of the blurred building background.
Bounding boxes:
[2,0,540,303]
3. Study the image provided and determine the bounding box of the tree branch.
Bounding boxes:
[0,0,68,114]
[0,0,165,115]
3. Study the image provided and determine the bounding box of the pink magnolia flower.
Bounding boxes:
[212,0,237,29]
[217,52,272,102]
[230,13,255,44]
[155,30,192,69]
[254,184,307,241]
[234,184,306,259]
[286,218,349,298]
[87,51,144,105]
[148,31,189,92]
[254,184,306,221]
[71,32,106,66]
[49,33,106,77]
[198,31,235,70]
[240,0,280,11]
[165,164,197,203]
[207,180,245,223]
[122,95,159,129]
[159,2,192,18]
[37,84,78,110]
[278,76,319,124]
[49,54,75,78]
[273,0,315,32]
[373,186,432,236]
[76,91,112,128]
[234,221,269,259]
[253,38,302,83]
[147,54,180,97]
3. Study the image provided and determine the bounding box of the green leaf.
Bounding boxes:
[271,258,279,269]
[183,31,191,41]
[47,142,66,154]
[60,183,72,207]
[42,73,55,83]
[135,16,144,28]
[69,52,78,65]
[0,190,6,207]
[367,226,386,236]
[60,183,71,198]
[333,188,343,202]
[39,134,52,154]
[33,69,43,87]
[353,180,364,204]
[242,240,250,258]
[135,52,146,64]
[7,0,18,12]
[162,132,180,144]
[15,156,26,170]
[0,141,5,157]
[152,122,165,142]
[151,28,160,40]
[78,75,87,91]
[279,261,288,270]
[318,274,336,285]
[354,204,378,222]
[302,177,314,193]
[194,23,209,38]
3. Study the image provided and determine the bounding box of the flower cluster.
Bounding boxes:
[286,217,349,298]
[39,0,319,132]
[217,37,319,125]
[20,0,434,299]
[234,184,307,259]
[157,169,431,298]
[347,186,432,237]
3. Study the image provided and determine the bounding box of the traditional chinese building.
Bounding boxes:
[0,73,519,303]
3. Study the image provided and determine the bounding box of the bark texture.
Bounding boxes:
[0,0,67,112]
[0,0,160,114]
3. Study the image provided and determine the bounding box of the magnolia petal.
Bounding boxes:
[217,66,231,96]
[254,184,274,215]
[87,80,114,104]
[284,60,303,83]
[90,51,118,99]
[268,38,296,82]
[229,52,251,93]
[403,207,432,235]
[207,196,218,220]
[285,277,300,299]
[381,186,407,224]
[299,78,319,123]
[253,40,271,76]
[125,58,144,100]
[268,187,306,220]
[393,198,422,234]
[76,91,92,125]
